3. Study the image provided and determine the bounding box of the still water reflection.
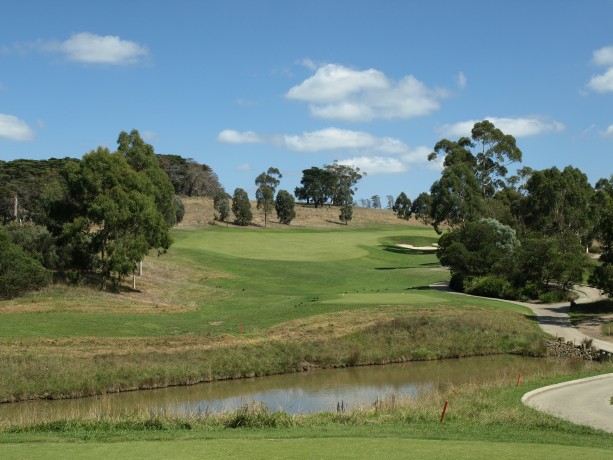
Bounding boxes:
[0,355,552,422]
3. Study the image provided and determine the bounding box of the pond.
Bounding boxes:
[0,355,552,423]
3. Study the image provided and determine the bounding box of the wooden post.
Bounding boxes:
[139,260,143,276]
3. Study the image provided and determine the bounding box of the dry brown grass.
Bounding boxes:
[178,196,428,229]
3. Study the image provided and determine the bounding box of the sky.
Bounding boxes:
[1,0,613,203]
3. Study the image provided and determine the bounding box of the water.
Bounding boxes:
[0,355,551,423]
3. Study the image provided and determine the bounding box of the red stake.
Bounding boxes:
[517,374,521,387]
[440,400,448,423]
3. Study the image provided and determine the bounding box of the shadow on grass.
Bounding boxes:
[324,220,346,226]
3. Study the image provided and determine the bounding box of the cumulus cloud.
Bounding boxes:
[3,33,149,65]
[0,114,35,141]
[286,63,447,121]
[338,156,407,174]
[217,129,264,144]
[438,116,566,138]
[588,46,613,93]
[603,124,613,138]
[593,46,613,66]
[218,127,431,175]
[588,67,613,93]
[278,128,409,153]
[58,32,148,64]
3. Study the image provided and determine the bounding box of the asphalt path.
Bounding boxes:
[522,374,613,433]
[430,281,613,432]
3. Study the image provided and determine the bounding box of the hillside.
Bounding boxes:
[178,196,429,229]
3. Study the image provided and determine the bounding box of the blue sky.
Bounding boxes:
[1,0,613,203]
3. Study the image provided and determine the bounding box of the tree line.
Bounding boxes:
[0,130,183,298]
[388,120,613,301]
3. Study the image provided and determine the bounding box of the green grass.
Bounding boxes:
[2,438,612,460]
[2,220,593,457]
[0,225,524,338]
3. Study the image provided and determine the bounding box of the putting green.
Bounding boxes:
[173,227,389,262]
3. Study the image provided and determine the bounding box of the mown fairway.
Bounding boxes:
[0,224,528,338]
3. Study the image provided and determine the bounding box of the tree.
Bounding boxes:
[62,146,172,287]
[520,166,595,248]
[386,195,394,209]
[294,167,335,207]
[427,121,522,232]
[231,188,252,226]
[275,190,296,225]
[157,155,224,197]
[392,192,412,220]
[325,161,364,206]
[590,176,613,297]
[429,161,484,233]
[256,184,274,227]
[0,228,51,299]
[339,203,353,225]
[213,190,230,222]
[371,195,381,209]
[410,192,432,225]
[117,130,178,227]
[429,120,522,198]
[255,167,282,227]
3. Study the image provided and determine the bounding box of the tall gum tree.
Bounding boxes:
[428,121,522,232]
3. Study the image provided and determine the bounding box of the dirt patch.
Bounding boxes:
[576,314,613,344]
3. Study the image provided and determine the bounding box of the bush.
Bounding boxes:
[464,275,515,299]
[538,289,571,304]
[0,228,51,299]
[5,223,58,268]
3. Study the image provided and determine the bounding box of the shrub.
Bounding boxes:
[464,275,514,299]
[0,228,51,299]
[538,289,571,304]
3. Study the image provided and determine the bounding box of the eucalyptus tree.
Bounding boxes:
[255,167,282,227]
[275,189,296,225]
[231,188,252,226]
[213,190,230,222]
[427,121,522,232]
[392,192,412,220]
[117,130,178,226]
[520,166,595,248]
[63,146,172,287]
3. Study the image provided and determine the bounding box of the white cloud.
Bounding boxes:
[57,32,148,64]
[438,116,566,138]
[286,63,447,121]
[593,46,613,66]
[0,114,35,141]
[298,58,318,70]
[278,128,409,153]
[587,46,613,93]
[588,67,613,93]
[455,71,467,89]
[217,129,264,144]
[236,163,252,171]
[603,124,613,138]
[338,156,407,174]
[141,130,157,142]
